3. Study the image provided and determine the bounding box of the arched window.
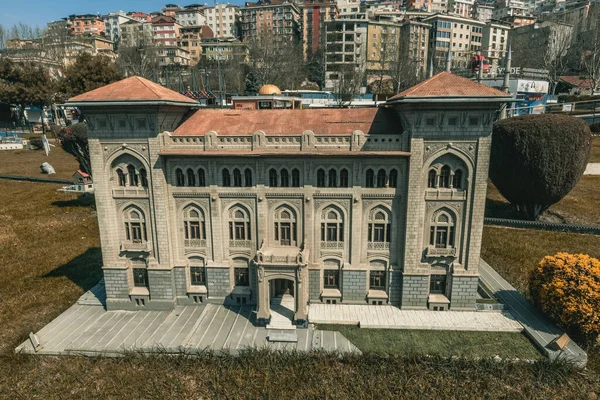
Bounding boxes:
[233,168,242,186]
[198,168,206,187]
[429,210,455,249]
[366,169,375,188]
[281,169,290,187]
[176,168,185,187]
[321,207,344,243]
[317,168,326,187]
[274,206,297,246]
[428,169,437,188]
[140,168,148,188]
[292,168,300,187]
[117,168,127,187]
[183,206,206,240]
[389,169,398,188]
[328,169,337,187]
[376,169,386,188]
[222,169,231,187]
[368,208,391,244]
[244,168,252,187]
[229,207,251,241]
[269,168,278,187]
[128,164,138,186]
[440,165,451,188]
[187,168,196,187]
[452,169,463,189]
[340,168,349,188]
[124,207,147,243]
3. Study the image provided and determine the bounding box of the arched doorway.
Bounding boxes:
[267,278,296,328]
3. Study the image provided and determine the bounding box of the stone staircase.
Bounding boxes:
[267,294,296,330]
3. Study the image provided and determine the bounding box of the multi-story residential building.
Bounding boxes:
[303,0,338,58]
[511,20,574,72]
[400,19,430,77]
[492,0,528,21]
[151,15,182,47]
[103,11,138,45]
[449,0,475,18]
[200,37,248,61]
[67,14,106,36]
[163,4,182,17]
[203,4,240,38]
[119,20,154,47]
[324,15,369,89]
[430,0,450,13]
[366,20,402,73]
[65,73,512,320]
[240,0,302,42]
[425,13,484,69]
[128,12,152,23]
[175,5,207,27]
[472,2,494,22]
[336,0,362,15]
[481,21,510,70]
[157,46,191,67]
[178,25,215,66]
[547,0,600,43]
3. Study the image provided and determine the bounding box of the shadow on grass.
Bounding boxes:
[485,198,519,219]
[52,193,96,209]
[44,247,103,292]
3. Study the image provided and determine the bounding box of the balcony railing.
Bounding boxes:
[185,239,207,248]
[320,241,344,250]
[229,239,253,249]
[367,242,390,251]
[426,246,456,257]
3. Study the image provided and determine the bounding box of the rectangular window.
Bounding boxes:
[234,222,245,240]
[326,223,338,242]
[133,268,148,288]
[369,270,386,290]
[373,223,385,242]
[436,227,448,248]
[189,221,201,239]
[131,222,143,243]
[324,269,339,289]
[234,268,249,286]
[190,267,205,286]
[430,274,447,294]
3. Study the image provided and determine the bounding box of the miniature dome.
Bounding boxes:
[258,84,282,95]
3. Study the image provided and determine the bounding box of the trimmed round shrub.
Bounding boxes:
[490,114,592,220]
[530,253,600,343]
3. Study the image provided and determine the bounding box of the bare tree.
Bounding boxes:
[331,63,366,106]
[117,44,161,80]
[246,32,304,89]
[0,25,6,51]
[579,26,600,93]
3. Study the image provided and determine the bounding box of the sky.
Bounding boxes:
[0,0,245,29]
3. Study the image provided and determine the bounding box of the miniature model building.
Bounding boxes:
[66,74,512,325]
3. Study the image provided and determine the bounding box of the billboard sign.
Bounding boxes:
[516,79,549,94]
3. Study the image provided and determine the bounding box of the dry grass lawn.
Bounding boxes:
[0,143,79,180]
[591,136,600,163]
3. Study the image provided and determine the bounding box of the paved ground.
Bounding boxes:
[479,259,588,366]
[309,304,523,332]
[584,163,600,175]
[16,300,360,356]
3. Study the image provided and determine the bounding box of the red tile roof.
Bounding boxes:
[67,76,198,104]
[389,72,509,100]
[560,76,593,88]
[173,108,402,136]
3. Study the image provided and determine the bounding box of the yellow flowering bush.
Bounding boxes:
[530,252,600,342]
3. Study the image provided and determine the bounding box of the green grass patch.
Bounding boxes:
[319,325,543,360]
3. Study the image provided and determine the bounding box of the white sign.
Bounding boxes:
[516,79,549,94]
[497,67,521,75]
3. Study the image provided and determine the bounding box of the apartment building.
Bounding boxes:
[157,46,191,66]
[178,25,215,66]
[240,0,302,42]
[324,15,369,89]
[303,0,338,58]
[119,20,154,47]
[400,19,430,77]
[492,0,528,21]
[336,0,362,15]
[103,11,138,45]
[67,14,106,36]
[449,0,475,18]
[472,2,494,22]
[425,13,484,69]
[366,20,402,72]
[162,4,182,18]
[203,4,240,38]
[151,15,181,47]
[481,21,510,69]
[175,5,207,27]
[200,37,248,61]
[128,12,152,23]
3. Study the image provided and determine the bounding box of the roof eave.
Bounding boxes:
[64,100,199,108]
[386,95,517,104]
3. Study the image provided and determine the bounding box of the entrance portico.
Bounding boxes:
[254,245,309,325]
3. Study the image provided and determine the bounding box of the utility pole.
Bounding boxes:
[445,49,452,73]
[500,43,512,119]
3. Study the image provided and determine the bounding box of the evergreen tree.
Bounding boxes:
[244,71,260,95]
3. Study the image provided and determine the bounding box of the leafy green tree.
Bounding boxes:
[57,53,123,100]
[490,114,591,220]
[56,123,91,176]
[0,58,54,130]
[244,71,260,95]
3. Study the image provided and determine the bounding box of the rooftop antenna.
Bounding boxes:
[445,49,451,73]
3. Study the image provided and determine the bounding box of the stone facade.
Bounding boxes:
[68,74,512,322]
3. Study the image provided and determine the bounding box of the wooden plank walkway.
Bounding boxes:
[16,302,360,356]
